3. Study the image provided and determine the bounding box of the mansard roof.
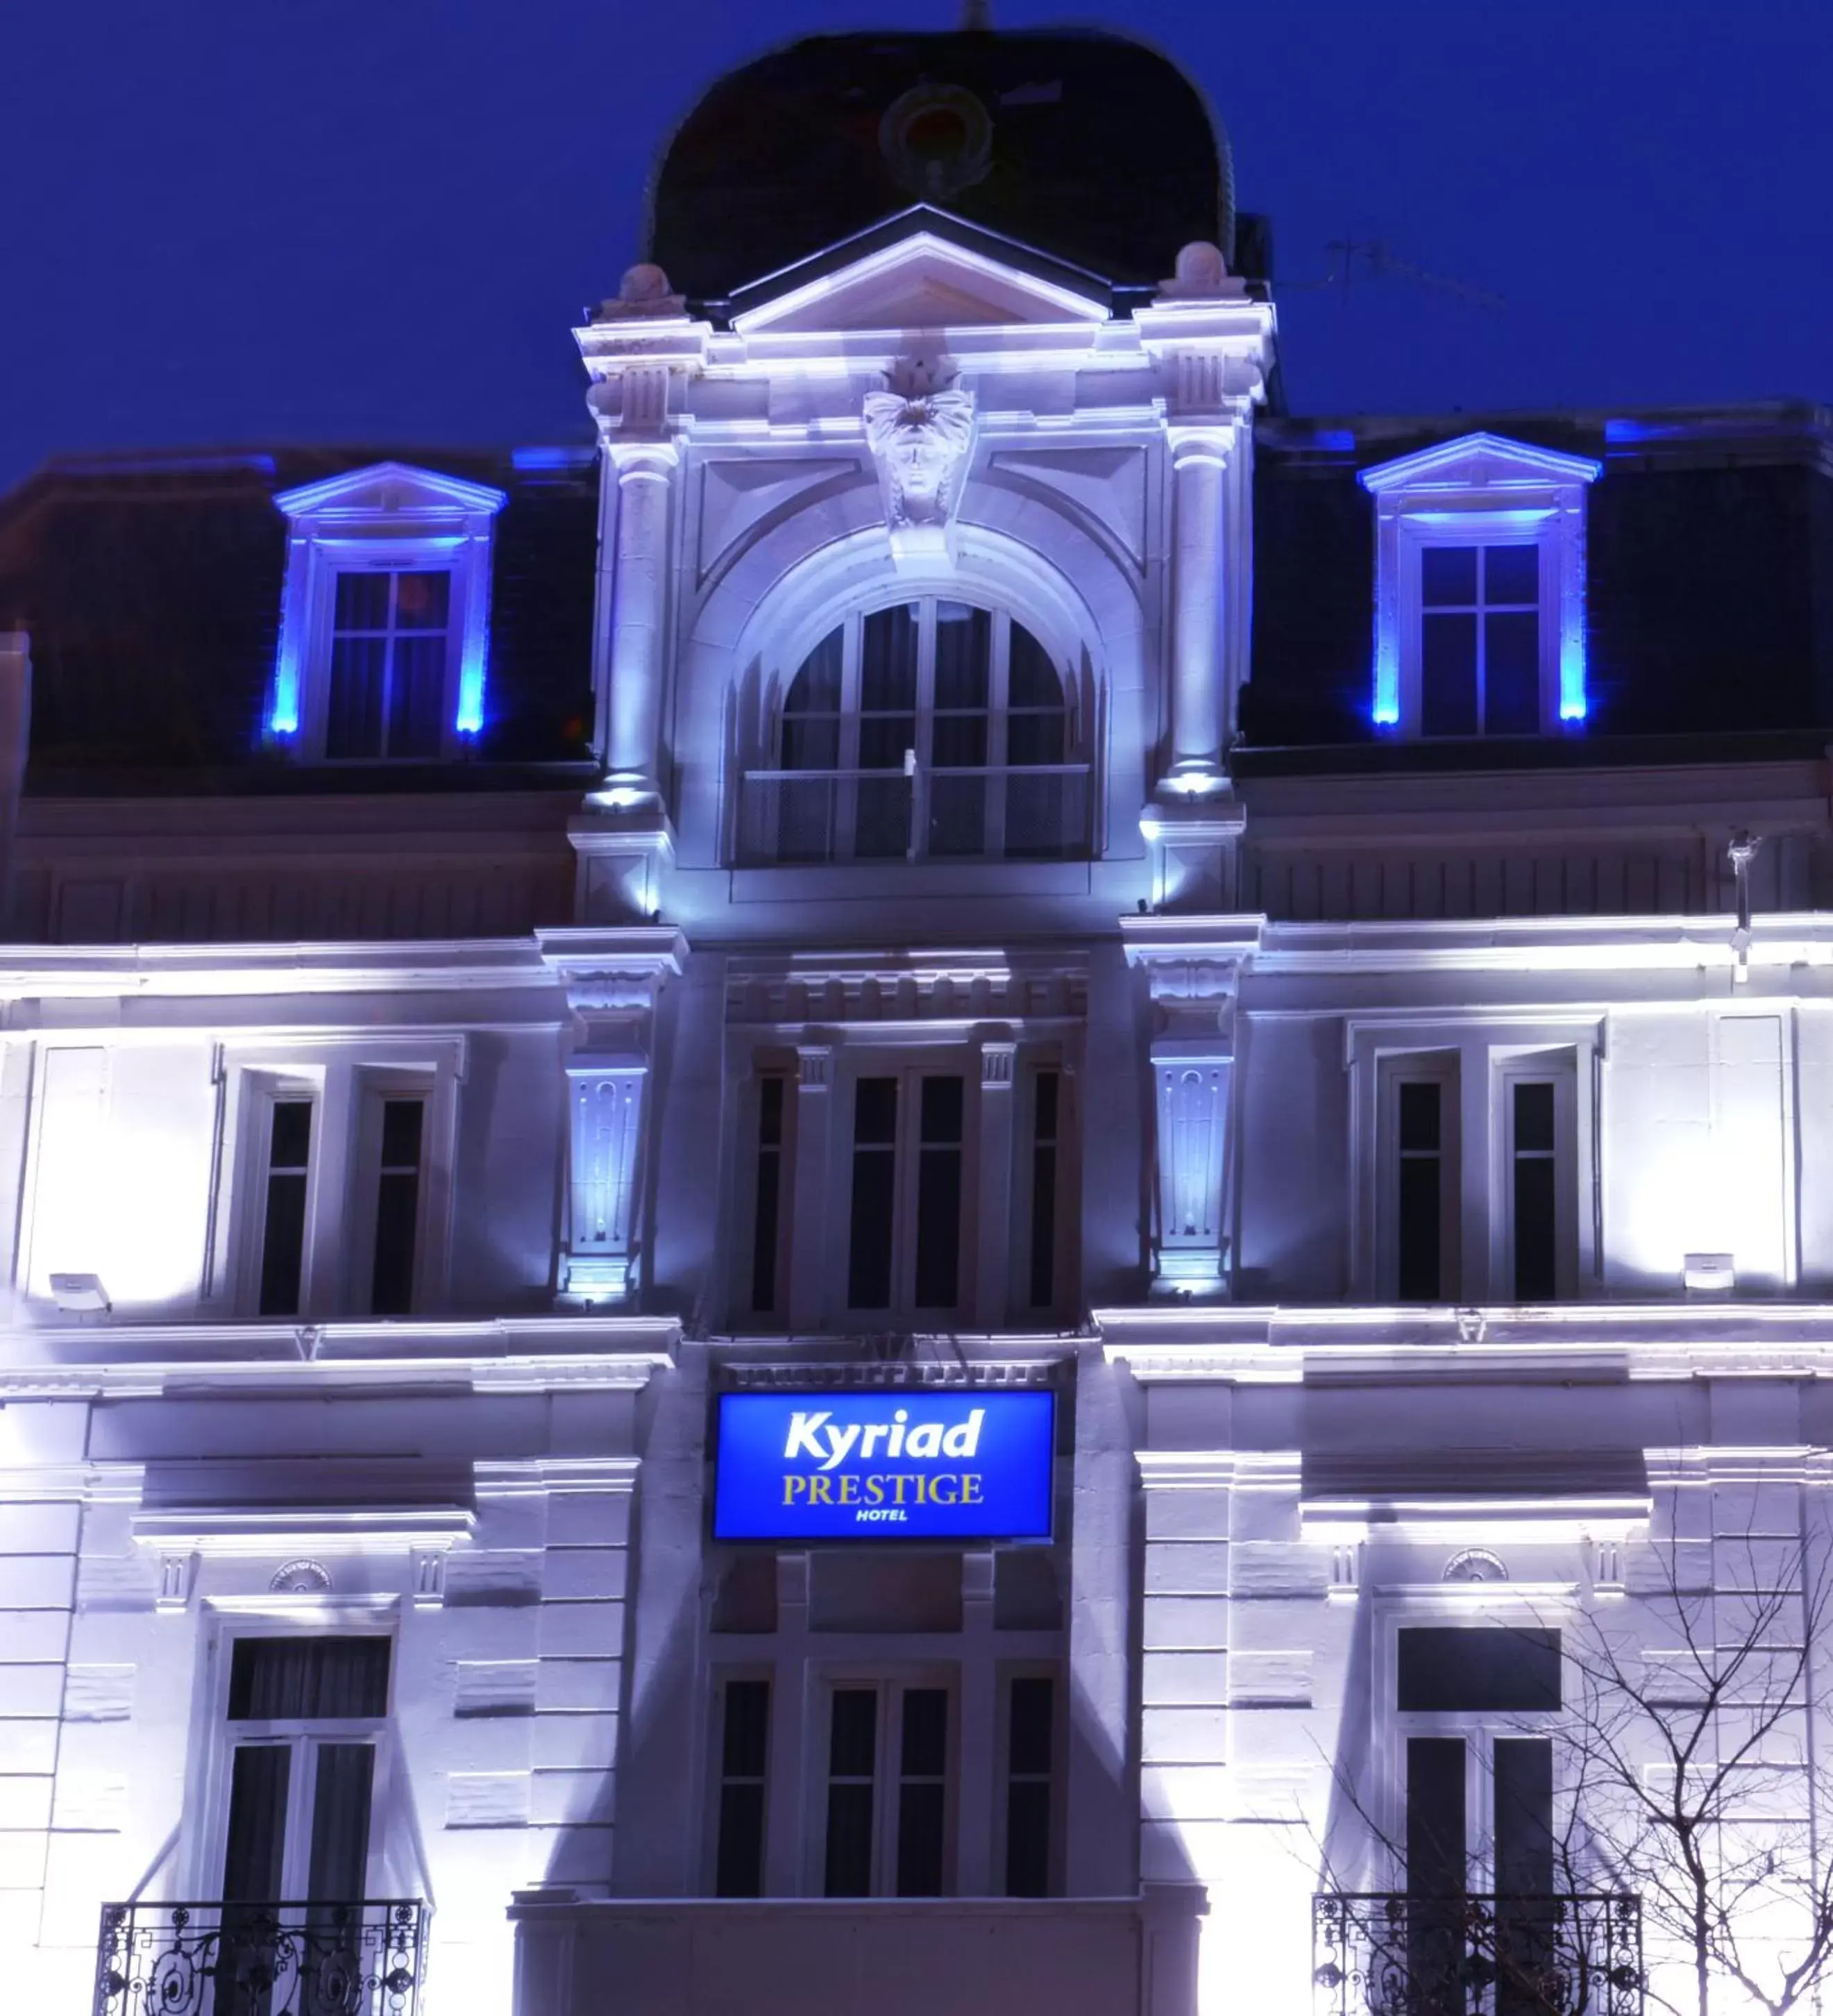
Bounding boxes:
[1242,401,1833,759]
[647,26,1235,312]
[0,445,598,786]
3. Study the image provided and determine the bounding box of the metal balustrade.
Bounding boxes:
[736,764,1090,865]
[1312,1892,1642,2016]
[94,1899,429,2016]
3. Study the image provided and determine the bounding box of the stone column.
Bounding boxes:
[1164,428,1232,793]
[601,435,679,797]
[542,928,685,1304]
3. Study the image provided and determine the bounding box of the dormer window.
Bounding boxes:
[1360,432,1601,739]
[270,462,507,760]
[738,598,1088,864]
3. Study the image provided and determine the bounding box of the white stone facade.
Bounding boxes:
[4,138,1833,2016]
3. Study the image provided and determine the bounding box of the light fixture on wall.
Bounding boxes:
[1683,1252,1735,1294]
[49,1272,110,1312]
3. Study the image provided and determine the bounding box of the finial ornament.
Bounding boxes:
[1156,242,1247,303]
[863,359,977,569]
[595,263,686,322]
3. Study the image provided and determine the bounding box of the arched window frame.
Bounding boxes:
[741,592,1091,866]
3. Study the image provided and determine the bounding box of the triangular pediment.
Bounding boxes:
[732,230,1112,337]
[276,460,507,521]
[1360,431,1602,497]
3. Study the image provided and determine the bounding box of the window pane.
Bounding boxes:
[333,571,390,632]
[927,771,987,857]
[1398,1081,1440,1153]
[847,1080,897,1309]
[1483,542,1539,606]
[932,603,990,709]
[1029,1072,1061,1311]
[722,1679,770,1778]
[861,605,920,712]
[388,633,446,759]
[1397,1159,1441,1301]
[1494,1738,1554,1896]
[1007,623,1060,708]
[393,570,450,631]
[221,1745,291,1903]
[259,1099,312,1319]
[829,1688,877,1775]
[825,1689,877,1899]
[1009,1676,1053,1776]
[326,637,386,759]
[1513,1155,1557,1302]
[1513,1080,1555,1154]
[750,1079,784,1316]
[305,1743,375,1902]
[785,629,843,714]
[228,1637,391,1721]
[914,1077,964,1308]
[899,1688,947,1775]
[1006,1781,1050,1897]
[854,1077,897,1145]
[371,1098,424,1318]
[1405,1736,1467,1898]
[1420,613,1478,737]
[1396,1627,1562,1713]
[1007,712,1066,766]
[781,716,841,771]
[930,713,988,768]
[1484,610,1539,735]
[1420,546,1477,607]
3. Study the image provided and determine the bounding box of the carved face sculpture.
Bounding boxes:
[863,388,976,528]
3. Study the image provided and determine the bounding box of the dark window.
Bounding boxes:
[714,1679,770,1897]
[1418,543,1540,739]
[750,1076,786,1316]
[913,1077,964,1308]
[1494,1737,1554,1895]
[895,1688,948,1896]
[1396,1080,1443,1302]
[327,569,450,761]
[1005,1676,1053,1897]
[370,1098,423,1316]
[1405,1734,1467,1898]
[847,1078,898,1309]
[823,1688,878,1897]
[1028,1072,1061,1311]
[1397,1628,1562,1713]
[257,1098,313,1318]
[1511,1081,1557,1302]
[228,1637,391,1721]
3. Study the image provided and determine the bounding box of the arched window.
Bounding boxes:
[741,600,1087,864]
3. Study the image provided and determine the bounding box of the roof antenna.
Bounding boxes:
[961,0,992,27]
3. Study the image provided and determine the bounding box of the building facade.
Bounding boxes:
[5,22,1833,2016]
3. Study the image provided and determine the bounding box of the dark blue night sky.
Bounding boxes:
[5,0,1830,490]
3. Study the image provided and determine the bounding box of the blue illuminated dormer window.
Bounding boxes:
[1359,432,1601,738]
[270,462,507,759]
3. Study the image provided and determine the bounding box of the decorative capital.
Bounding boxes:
[980,1041,1017,1089]
[864,362,977,569]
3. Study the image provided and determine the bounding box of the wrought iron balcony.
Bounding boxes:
[1312,1892,1642,2016]
[94,1899,428,2016]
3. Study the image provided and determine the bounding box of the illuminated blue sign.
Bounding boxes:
[713,1390,1055,1542]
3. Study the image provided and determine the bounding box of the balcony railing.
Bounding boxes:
[1312,1893,1641,2016]
[94,1899,429,2016]
[736,764,1091,866]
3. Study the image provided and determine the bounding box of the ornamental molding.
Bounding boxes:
[718,1357,1065,1391]
[863,362,977,567]
[726,955,1087,1029]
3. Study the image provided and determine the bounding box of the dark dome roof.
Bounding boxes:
[647,27,1233,308]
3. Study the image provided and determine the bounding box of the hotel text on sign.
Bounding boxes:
[713,1390,1055,1541]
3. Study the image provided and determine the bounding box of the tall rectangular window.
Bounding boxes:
[820,1682,952,1898]
[326,569,450,761]
[1510,1080,1557,1302]
[845,1070,968,1316]
[369,1098,424,1316]
[1396,1080,1444,1302]
[713,1678,770,1898]
[1004,1675,1054,1897]
[750,1075,787,1316]
[823,1687,879,1897]
[913,1077,964,1309]
[1027,1071,1061,1311]
[1419,542,1540,739]
[257,1098,313,1318]
[847,1079,899,1310]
